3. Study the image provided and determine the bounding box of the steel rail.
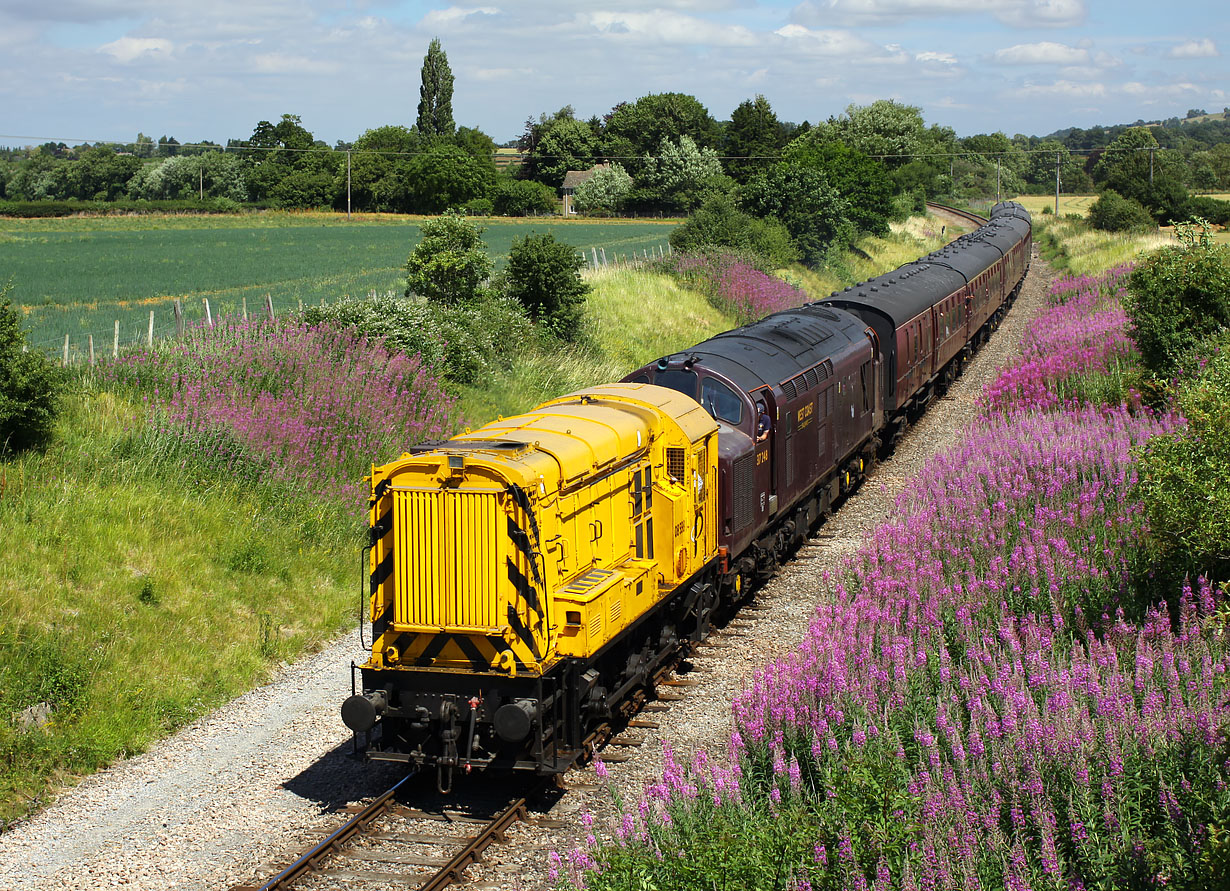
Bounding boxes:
[417,783,543,891]
[231,771,417,891]
[925,201,991,228]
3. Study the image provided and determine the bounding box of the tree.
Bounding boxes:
[519,108,599,188]
[634,136,726,213]
[829,100,927,168]
[724,95,786,183]
[601,93,721,172]
[741,162,853,267]
[572,163,633,213]
[0,285,63,454]
[1124,229,1230,377]
[240,114,336,204]
[1092,127,1188,221]
[505,232,590,339]
[406,143,494,213]
[668,192,799,266]
[416,38,455,139]
[348,125,423,212]
[492,177,558,216]
[1087,191,1155,233]
[405,212,492,304]
[783,136,894,235]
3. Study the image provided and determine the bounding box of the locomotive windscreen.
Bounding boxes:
[654,369,698,401]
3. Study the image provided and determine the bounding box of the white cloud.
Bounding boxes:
[993,42,1088,66]
[1168,39,1218,59]
[250,52,340,75]
[98,36,172,63]
[420,6,500,29]
[792,0,1085,27]
[584,11,759,47]
[774,23,878,56]
[1015,79,1107,99]
[916,51,958,64]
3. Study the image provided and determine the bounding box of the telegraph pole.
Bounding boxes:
[346,151,352,220]
[1055,152,1061,216]
[996,158,1001,204]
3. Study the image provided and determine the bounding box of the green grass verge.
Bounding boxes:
[0,389,362,828]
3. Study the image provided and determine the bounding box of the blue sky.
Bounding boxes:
[0,1,1225,148]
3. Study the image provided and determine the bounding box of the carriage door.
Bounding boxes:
[752,387,776,518]
[863,328,882,429]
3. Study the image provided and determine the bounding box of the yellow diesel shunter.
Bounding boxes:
[342,383,719,785]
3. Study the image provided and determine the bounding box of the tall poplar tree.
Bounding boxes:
[416,38,455,139]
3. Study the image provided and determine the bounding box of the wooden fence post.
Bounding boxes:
[600,247,608,267]
[591,247,599,267]
[242,296,249,322]
[113,320,119,359]
[203,297,213,328]
[63,334,69,367]
[265,294,275,320]
[88,335,95,367]
[298,298,304,314]
[148,310,154,347]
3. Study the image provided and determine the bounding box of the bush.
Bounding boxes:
[0,288,64,455]
[1135,328,1230,588]
[669,193,800,267]
[1088,190,1155,232]
[457,197,494,216]
[1124,225,1230,376]
[492,178,557,217]
[404,212,492,305]
[1182,196,1230,226]
[303,291,533,384]
[505,232,590,340]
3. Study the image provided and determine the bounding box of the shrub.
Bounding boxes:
[303,291,532,384]
[1124,225,1230,377]
[1182,196,1230,226]
[0,287,64,455]
[404,212,492,305]
[669,193,800,267]
[1135,329,1230,588]
[505,232,590,340]
[659,250,806,324]
[1088,190,1155,232]
[492,178,557,217]
[458,197,494,216]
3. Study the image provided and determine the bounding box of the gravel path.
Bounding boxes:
[0,253,1051,891]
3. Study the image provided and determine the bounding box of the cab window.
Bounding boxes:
[700,377,743,425]
[654,370,698,401]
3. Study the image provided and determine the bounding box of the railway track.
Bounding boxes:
[229,654,694,891]
[230,772,562,891]
[925,201,990,230]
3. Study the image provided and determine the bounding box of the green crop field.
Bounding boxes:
[0,212,676,358]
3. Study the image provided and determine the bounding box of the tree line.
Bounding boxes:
[2,40,1229,247]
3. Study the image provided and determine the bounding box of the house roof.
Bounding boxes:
[561,164,607,190]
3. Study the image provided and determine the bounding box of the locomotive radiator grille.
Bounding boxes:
[393,488,501,630]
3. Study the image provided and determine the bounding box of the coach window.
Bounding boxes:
[700,377,743,425]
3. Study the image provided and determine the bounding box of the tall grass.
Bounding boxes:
[1033,216,1173,276]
